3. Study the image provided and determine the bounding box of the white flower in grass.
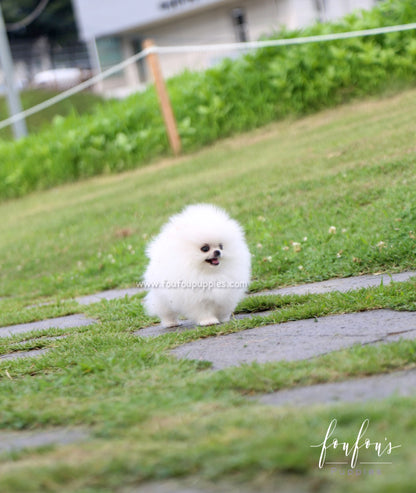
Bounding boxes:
[292,241,301,252]
[376,241,386,250]
[328,226,337,234]
[298,265,304,271]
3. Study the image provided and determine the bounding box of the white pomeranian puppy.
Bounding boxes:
[143,204,251,327]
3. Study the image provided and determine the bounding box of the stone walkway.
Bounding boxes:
[0,428,88,453]
[0,271,415,457]
[125,477,304,493]
[1,270,415,363]
[0,348,50,361]
[2,271,413,343]
[257,368,416,407]
[75,287,144,305]
[0,314,96,339]
[253,270,415,297]
[134,311,274,338]
[170,309,416,370]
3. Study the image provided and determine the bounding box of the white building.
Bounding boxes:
[72,0,378,95]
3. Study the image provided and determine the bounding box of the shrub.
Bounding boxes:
[0,0,415,200]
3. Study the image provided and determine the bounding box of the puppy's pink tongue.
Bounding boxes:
[211,258,219,265]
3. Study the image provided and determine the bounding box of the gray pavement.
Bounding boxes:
[0,314,96,338]
[135,311,273,338]
[68,271,416,306]
[251,271,416,297]
[2,271,413,341]
[170,309,416,370]
[0,348,50,361]
[75,287,144,305]
[125,477,307,493]
[256,368,416,406]
[0,428,88,453]
[0,271,416,456]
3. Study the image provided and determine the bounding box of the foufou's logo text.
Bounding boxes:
[311,418,401,469]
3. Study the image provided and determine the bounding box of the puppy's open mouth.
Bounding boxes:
[205,258,220,266]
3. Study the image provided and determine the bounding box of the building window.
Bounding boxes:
[231,8,248,42]
[96,37,123,77]
[314,0,327,22]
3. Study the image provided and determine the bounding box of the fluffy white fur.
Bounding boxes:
[143,204,251,327]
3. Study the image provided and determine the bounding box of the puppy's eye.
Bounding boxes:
[200,244,210,253]
[219,244,223,250]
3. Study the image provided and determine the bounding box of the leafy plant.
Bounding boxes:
[0,0,415,200]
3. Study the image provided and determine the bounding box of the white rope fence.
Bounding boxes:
[1,22,416,132]
[155,22,416,54]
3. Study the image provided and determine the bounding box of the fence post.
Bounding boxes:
[143,39,181,156]
[0,5,27,139]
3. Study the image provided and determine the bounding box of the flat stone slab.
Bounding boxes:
[0,348,50,362]
[257,368,416,406]
[70,271,415,306]
[75,287,144,305]
[127,477,306,493]
[135,311,273,338]
[252,271,416,297]
[19,271,416,311]
[0,314,96,338]
[171,310,416,370]
[136,271,416,337]
[0,428,88,453]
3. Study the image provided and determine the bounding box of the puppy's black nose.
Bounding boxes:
[213,250,221,258]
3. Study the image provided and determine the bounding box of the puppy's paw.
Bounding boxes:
[197,317,220,326]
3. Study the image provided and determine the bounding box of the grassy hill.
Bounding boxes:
[1,88,415,302]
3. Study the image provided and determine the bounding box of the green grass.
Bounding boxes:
[0,89,416,492]
[1,88,415,302]
[0,89,105,140]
